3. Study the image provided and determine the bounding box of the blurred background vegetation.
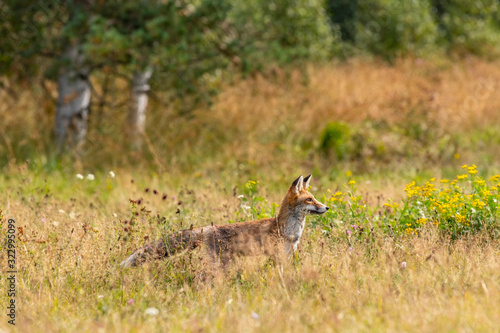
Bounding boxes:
[2,4,500,330]
[1,0,500,182]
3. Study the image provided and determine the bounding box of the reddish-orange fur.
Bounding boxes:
[121,175,328,267]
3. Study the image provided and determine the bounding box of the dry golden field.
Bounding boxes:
[1,58,500,332]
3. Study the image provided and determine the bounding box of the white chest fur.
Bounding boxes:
[283,216,306,256]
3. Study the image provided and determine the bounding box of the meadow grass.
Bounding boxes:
[0,169,499,332]
[1,58,500,332]
[0,167,499,332]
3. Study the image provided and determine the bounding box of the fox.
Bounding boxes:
[120,175,329,267]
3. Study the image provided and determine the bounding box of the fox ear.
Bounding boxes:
[290,175,304,194]
[303,174,312,190]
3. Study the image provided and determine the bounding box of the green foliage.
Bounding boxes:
[314,166,500,241]
[396,165,500,238]
[326,0,500,59]
[327,0,439,58]
[1,0,339,110]
[354,0,439,59]
[228,0,335,69]
[326,0,359,42]
[316,180,375,238]
[318,119,458,172]
[0,0,233,110]
[319,121,351,160]
[432,0,500,55]
[0,0,68,78]
[73,0,233,106]
[3,0,500,92]
[234,180,277,221]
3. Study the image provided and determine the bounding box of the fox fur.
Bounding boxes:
[120,175,329,267]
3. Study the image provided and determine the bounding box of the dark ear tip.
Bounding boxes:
[291,175,302,186]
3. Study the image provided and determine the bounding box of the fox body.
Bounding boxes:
[121,175,328,267]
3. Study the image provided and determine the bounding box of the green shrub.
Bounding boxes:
[326,0,359,42]
[229,0,335,69]
[395,165,500,238]
[318,119,456,171]
[432,0,500,56]
[354,0,439,59]
[319,121,352,160]
[314,165,500,241]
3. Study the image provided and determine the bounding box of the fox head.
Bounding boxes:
[285,175,329,216]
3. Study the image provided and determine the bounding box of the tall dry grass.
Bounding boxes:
[2,57,500,175]
[1,58,500,332]
[0,170,498,332]
[211,58,500,133]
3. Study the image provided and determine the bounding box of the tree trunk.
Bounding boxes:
[55,45,91,153]
[128,68,153,150]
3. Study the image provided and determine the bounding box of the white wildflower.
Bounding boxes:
[52,221,59,227]
[76,174,84,179]
[87,174,95,181]
[237,195,244,199]
[144,307,159,316]
[58,209,65,214]
[69,212,76,219]
[109,171,115,178]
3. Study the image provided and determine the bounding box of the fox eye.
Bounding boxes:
[305,198,313,203]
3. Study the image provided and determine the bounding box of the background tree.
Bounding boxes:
[4,0,500,159]
[431,0,500,56]
[1,0,237,152]
[1,0,333,153]
[326,0,439,60]
[228,0,334,70]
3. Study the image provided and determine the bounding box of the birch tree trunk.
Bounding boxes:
[55,45,91,153]
[128,68,153,150]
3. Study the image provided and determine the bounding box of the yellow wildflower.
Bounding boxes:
[466,164,478,174]
[416,218,427,224]
[474,179,486,186]
[489,175,500,182]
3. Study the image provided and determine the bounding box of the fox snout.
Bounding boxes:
[309,204,329,215]
[305,197,329,215]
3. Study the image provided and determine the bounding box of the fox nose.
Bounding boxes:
[325,206,329,210]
